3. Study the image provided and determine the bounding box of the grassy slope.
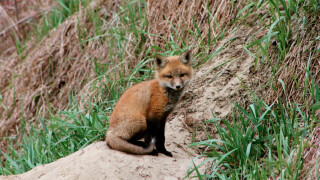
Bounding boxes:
[1,0,320,179]
[188,1,320,179]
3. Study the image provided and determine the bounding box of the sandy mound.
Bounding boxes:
[1,143,192,180]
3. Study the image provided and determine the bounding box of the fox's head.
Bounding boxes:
[155,51,193,91]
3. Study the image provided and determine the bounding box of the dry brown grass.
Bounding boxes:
[265,12,320,116]
[300,126,320,179]
[147,0,246,53]
[0,0,127,149]
[0,0,55,58]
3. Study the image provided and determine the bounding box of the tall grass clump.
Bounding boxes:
[190,67,319,178]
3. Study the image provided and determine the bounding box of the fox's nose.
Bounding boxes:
[176,85,181,89]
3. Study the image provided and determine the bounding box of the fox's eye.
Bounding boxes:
[180,73,185,77]
[166,75,173,79]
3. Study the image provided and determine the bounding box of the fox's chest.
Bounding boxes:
[147,90,182,121]
[147,98,173,121]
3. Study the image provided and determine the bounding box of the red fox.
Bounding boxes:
[105,51,192,156]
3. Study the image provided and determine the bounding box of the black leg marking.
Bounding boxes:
[156,120,172,157]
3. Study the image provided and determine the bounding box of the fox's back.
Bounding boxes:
[109,79,171,125]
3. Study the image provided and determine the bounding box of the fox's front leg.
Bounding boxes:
[156,120,172,157]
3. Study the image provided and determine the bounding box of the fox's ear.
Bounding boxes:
[179,50,192,65]
[155,55,168,70]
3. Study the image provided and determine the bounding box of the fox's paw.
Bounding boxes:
[160,150,172,157]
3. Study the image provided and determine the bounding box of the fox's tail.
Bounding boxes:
[106,132,155,155]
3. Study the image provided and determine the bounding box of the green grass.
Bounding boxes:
[1,101,109,174]
[35,0,86,39]
[190,91,318,179]
[1,0,320,178]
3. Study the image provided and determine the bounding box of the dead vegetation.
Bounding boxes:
[147,0,245,54]
[300,125,320,179]
[0,0,55,58]
[0,0,124,145]
[265,11,320,114]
